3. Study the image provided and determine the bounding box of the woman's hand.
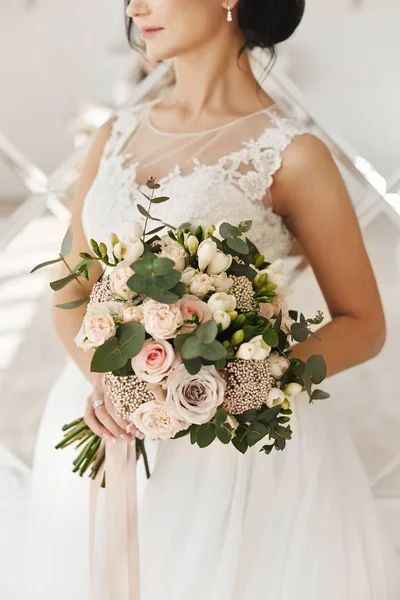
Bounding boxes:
[84,378,134,443]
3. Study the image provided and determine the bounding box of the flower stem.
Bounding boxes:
[137,439,151,479]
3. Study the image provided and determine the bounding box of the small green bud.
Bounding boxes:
[222,340,231,348]
[231,329,245,346]
[227,310,238,321]
[99,242,108,257]
[232,314,246,329]
[109,232,119,246]
[256,273,269,287]
[187,235,199,255]
[254,254,265,269]
[281,399,291,411]
[204,224,215,238]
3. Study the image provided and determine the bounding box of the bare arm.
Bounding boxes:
[270,134,386,378]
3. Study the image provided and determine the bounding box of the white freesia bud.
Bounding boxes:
[213,310,231,331]
[268,259,284,274]
[266,387,286,408]
[283,382,303,397]
[121,220,143,242]
[187,235,199,255]
[181,266,198,285]
[206,251,232,275]
[236,334,271,360]
[197,239,218,272]
[114,238,144,264]
[207,292,236,314]
[204,224,216,238]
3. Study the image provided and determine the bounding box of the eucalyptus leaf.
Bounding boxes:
[305,355,327,385]
[228,261,257,279]
[55,297,89,309]
[311,389,330,401]
[195,320,218,344]
[91,337,127,373]
[232,434,248,454]
[30,255,63,273]
[127,274,147,293]
[290,322,309,343]
[150,196,170,204]
[117,322,146,359]
[182,337,206,360]
[247,422,269,447]
[137,204,152,219]
[146,225,166,236]
[169,281,186,298]
[219,222,233,239]
[174,334,192,352]
[132,258,154,277]
[215,407,227,427]
[61,226,73,257]
[155,269,181,290]
[262,328,279,348]
[153,256,175,275]
[196,423,216,448]
[273,310,283,333]
[226,237,249,254]
[216,426,231,444]
[50,272,78,291]
[258,404,282,424]
[173,428,191,439]
[238,220,252,233]
[183,357,202,375]
[201,340,227,361]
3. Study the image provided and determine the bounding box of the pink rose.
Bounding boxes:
[109,265,137,300]
[259,302,274,320]
[120,304,144,323]
[131,338,181,383]
[74,303,116,351]
[158,238,188,272]
[272,296,294,333]
[189,273,215,297]
[130,384,186,440]
[178,294,213,334]
[143,299,184,339]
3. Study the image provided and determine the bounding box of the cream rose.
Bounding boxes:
[130,384,185,440]
[109,265,137,300]
[158,237,188,272]
[268,351,290,379]
[119,304,144,324]
[178,294,213,334]
[189,273,215,297]
[210,273,234,293]
[164,363,226,425]
[131,339,181,383]
[75,303,116,351]
[207,292,236,315]
[143,299,184,339]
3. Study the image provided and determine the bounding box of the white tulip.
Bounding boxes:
[181,266,198,285]
[213,310,231,331]
[121,220,143,242]
[186,235,199,255]
[206,251,232,275]
[266,387,286,408]
[208,292,236,314]
[197,239,218,272]
[283,382,303,397]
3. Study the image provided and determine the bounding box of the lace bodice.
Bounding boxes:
[82,96,308,261]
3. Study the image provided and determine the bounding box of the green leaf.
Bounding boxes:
[258,404,282,424]
[173,428,190,439]
[290,322,309,343]
[216,426,231,444]
[238,220,252,233]
[132,257,154,277]
[219,222,233,238]
[262,328,279,348]
[273,310,283,333]
[232,434,248,454]
[143,281,167,302]
[50,272,78,291]
[146,224,166,236]
[215,407,227,427]
[260,443,274,455]
[311,389,330,401]
[181,337,206,360]
[117,322,146,359]
[201,340,227,361]
[169,281,186,298]
[196,423,216,448]
[30,255,63,273]
[228,261,257,279]
[237,409,257,424]
[226,237,249,254]
[91,337,127,373]
[61,226,73,257]
[55,297,89,309]
[183,357,202,375]
[190,425,198,445]
[137,204,152,219]
[90,239,101,258]
[247,422,269,447]
[127,274,147,293]
[174,333,192,352]
[305,355,327,385]
[269,424,292,442]
[153,256,175,275]
[150,196,170,204]
[155,269,181,290]
[195,320,218,344]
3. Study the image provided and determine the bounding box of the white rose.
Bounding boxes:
[143,299,184,339]
[283,382,303,397]
[268,351,290,380]
[197,238,218,272]
[159,242,188,272]
[164,363,226,425]
[266,387,286,408]
[121,220,143,242]
[119,304,144,324]
[75,303,116,350]
[211,273,234,293]
[213,310,231,331]
[130,385,185,440]
[189,273,215,297]
[181,266,198,285]
[114,238,144,264]
[236,334,271,360]
[208,292,236,315]
[109,265,137,300]
[206,251,232,275]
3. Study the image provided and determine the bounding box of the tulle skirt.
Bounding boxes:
[29,359,398,600]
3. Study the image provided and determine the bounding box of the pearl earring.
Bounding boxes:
[226,5,232,22]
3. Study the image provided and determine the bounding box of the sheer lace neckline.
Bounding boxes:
[144,96,278,137]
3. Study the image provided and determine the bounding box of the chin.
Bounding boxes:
[144,42,183,63]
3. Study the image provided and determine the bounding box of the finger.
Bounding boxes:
[95,405,133,443]
[85,401,115,441]
[104,392,131,430]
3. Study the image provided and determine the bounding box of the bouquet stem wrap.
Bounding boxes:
[90,440,140,600]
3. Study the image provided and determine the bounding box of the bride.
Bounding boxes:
[30,1,398,599]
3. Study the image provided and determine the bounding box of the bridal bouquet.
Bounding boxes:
[32,177,329,485]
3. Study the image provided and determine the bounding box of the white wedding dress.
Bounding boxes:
[30,97,398,599]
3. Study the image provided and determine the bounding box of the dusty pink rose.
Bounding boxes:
[158,237,188,272]
[271,295,294,332]
[268,351,290,379]
[109,265,137,301]
[75,303,116,350]
[189,273,215,297]
[178,294,213,334]
[131,338,181,383]
[259,302,274,320]
[120,304,144,323]
[129,384,186,440]
[143,299,184,339]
